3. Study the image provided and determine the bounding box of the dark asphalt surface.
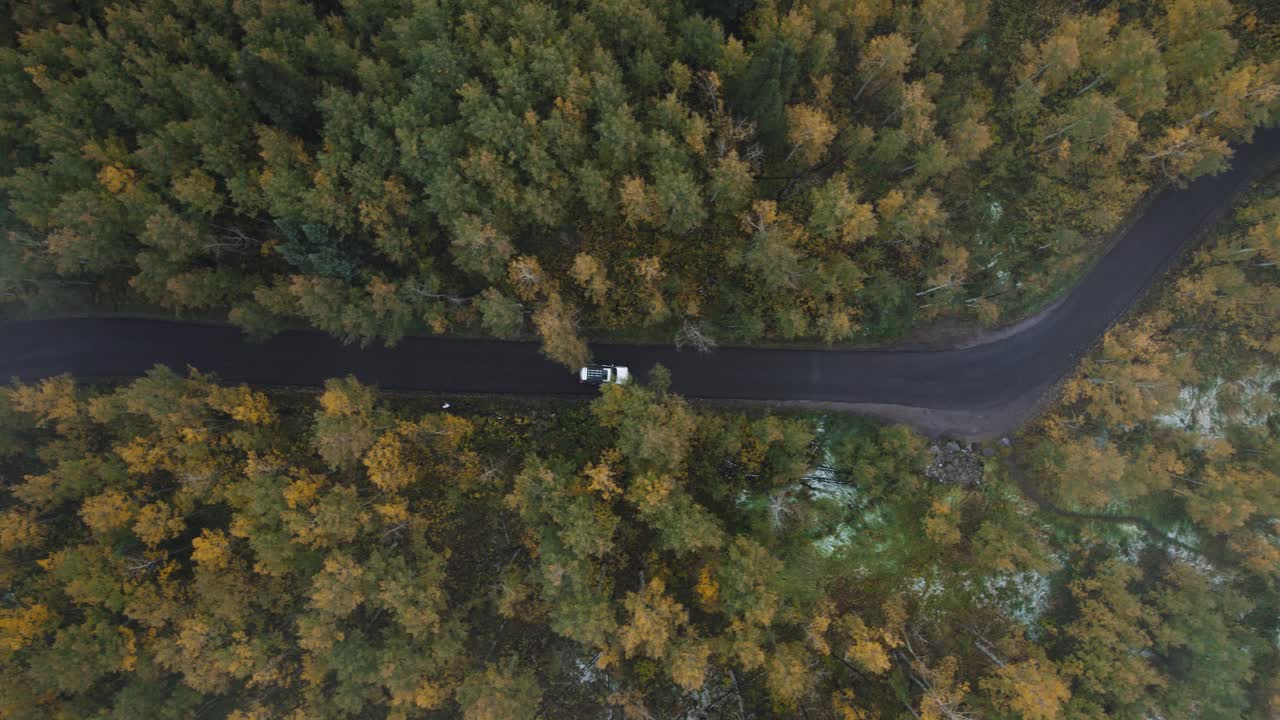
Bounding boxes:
[3,126,1280,421]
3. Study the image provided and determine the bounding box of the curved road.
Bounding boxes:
[4,127,1280,437]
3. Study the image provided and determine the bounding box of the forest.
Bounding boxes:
[2,0,1280,718]
[2,177,1279,717]
[2,0,1279,365]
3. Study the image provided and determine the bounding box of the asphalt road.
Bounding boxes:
[4,126,1280,435]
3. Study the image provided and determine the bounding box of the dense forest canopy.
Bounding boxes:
[2,0,1279,364]
[2,1,1280,716]
[2,175,1279,717]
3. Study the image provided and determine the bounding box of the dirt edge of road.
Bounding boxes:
[699,382,1060,441]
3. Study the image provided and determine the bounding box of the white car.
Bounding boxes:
[579,364,630,385]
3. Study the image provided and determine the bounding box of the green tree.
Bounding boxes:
[476,287,526,339]
[456,660,543,720]
[312,376,384,470]
[708,150,754,215]
[592,380,697,474]
[450,215,515,281]
[915,0,981,68]
[854,33,914,102]
[1060,558,1165,714]
[1146,562,1254,719]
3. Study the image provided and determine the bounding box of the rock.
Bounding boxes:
[1000,437,1011,447]
[924,443,984,487]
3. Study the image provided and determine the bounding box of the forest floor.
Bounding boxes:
[1004,451,1200,553]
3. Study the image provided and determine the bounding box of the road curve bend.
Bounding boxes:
[4,127,1280,438]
